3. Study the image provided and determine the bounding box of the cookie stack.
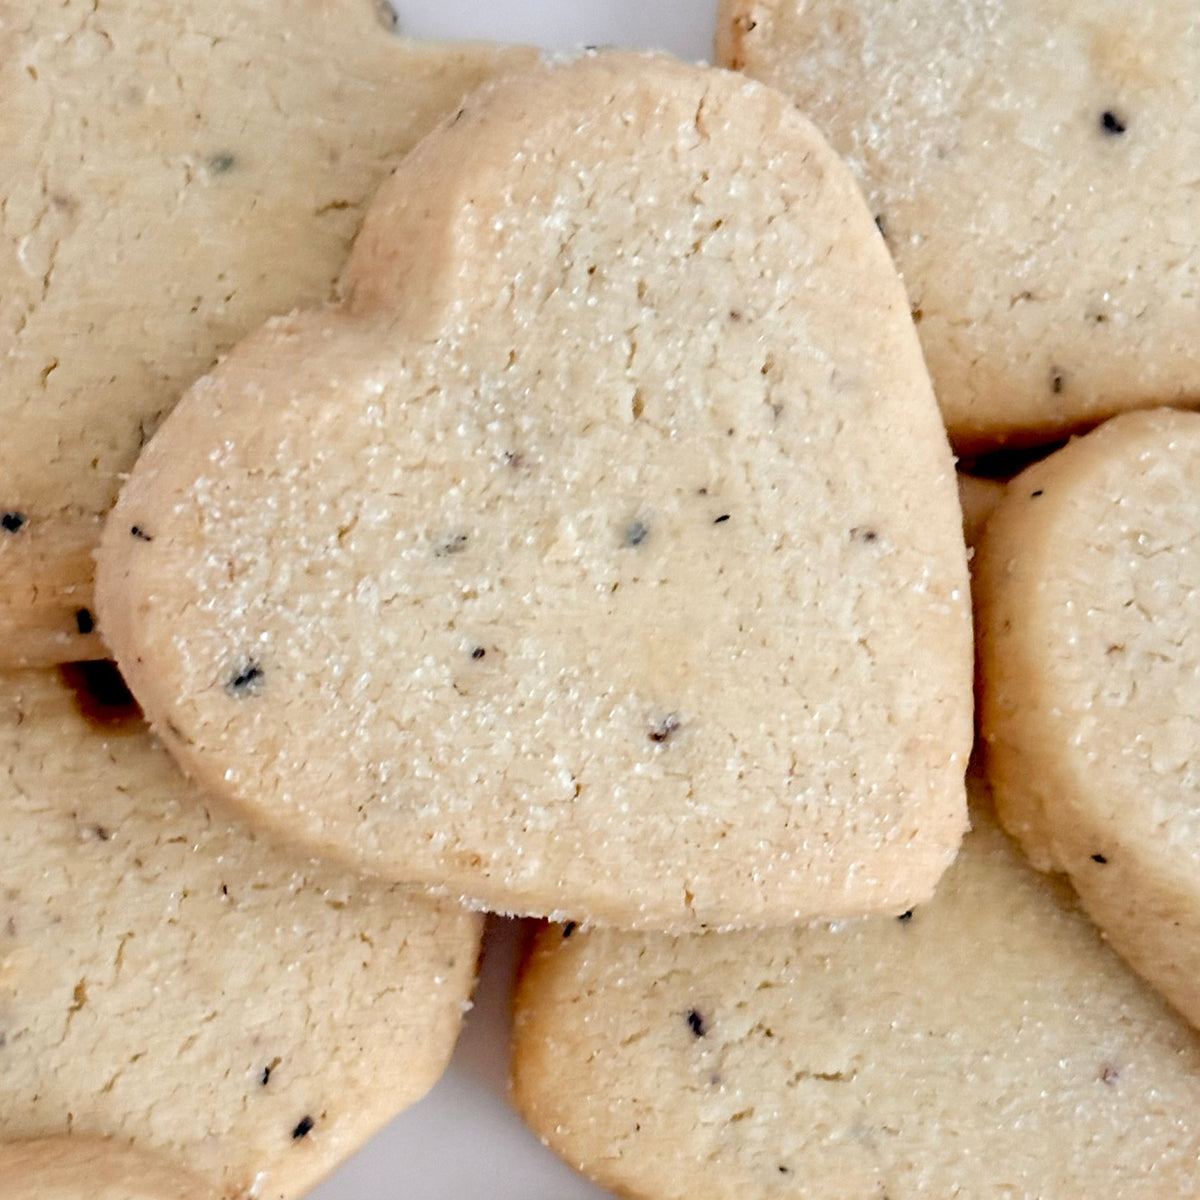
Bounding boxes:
[4,1,1200,1196]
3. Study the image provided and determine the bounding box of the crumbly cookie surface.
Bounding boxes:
[977,408,1200,1028]
[98,52,972,932]
[718,0,1200,450]
[513,780,1200,1199]
[0,668,481,1200]
[0,0,528,663]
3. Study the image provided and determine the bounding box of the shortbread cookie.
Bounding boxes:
[0,0,530,667]
[0,1138,217,1200]
[513,778,1200,1199]
[717,0,1200,451]
[0,668,481,1200]
[97,52,972,931]
[976,408,1200,1028]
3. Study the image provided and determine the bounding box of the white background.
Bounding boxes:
[398,0,717,64]
[312,3,717,1197]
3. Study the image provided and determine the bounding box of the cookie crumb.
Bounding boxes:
[1100,110,1127,135]
[291,1115,315,1139]
[129,525,153,542]
[562,921,577,939]
[686,1008,706,1038]
[207,151,236,173]
[897,909,914,923]
[1091,853,1108,864]
[1,511,25,534]
[75,608,95,635]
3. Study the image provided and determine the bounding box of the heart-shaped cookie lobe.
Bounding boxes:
[978,409,1200,1027]
[98,53,972,931]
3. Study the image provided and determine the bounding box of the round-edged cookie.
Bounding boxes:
[512,777,1200,1200]
[97,52,972,932]
[717,0,1200,452]
[0,667,481,1200]
[0,0,531,667]
[976,408,1200,1028]
[0,1137,218,1200]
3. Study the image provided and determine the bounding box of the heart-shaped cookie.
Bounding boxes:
[977,408,1200,1028]
[97,52,972,931]
[0,0,528,666]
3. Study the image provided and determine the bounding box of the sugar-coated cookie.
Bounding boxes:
[0,0,530,666]
[513,778,1200,1199]
[977,408,1200,1028]
[717,0,1200,451]
[97,52,972,932]
[0,1138,217,1200]
[0,667,481,1199]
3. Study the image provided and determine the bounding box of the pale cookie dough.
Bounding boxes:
[976,408,1200,1029]
[0,668,481,1200]
[512,778,1200,1200]
[0,1137,218,1200]
[717,0,1200,451]
[97,52,972,932]
[0,0,530,666]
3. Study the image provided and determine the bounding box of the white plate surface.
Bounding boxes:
[311,4,716,1197]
